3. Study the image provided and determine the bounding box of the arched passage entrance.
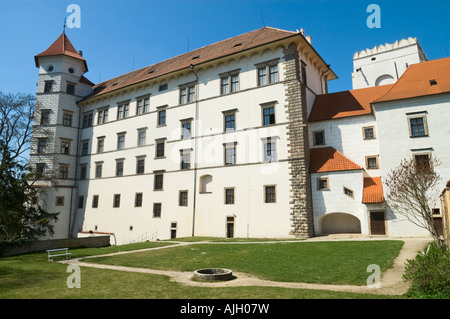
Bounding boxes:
[318,213,361,235]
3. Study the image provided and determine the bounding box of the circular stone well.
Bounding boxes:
[193,268,233,281]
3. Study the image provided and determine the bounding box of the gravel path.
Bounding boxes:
[61,236,431,296]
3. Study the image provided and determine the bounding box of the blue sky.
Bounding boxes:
[1,0,449,95]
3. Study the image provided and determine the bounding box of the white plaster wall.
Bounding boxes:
[311,170,369,235]
[374,93,450,237]
[309,115,381,177]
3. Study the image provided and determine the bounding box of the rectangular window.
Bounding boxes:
[366,156,379,169]
[135,193,143,207]
[153,203,162,218]
[35,163,45,176]
[263,137,277,162]
[262,106,275,126]
[313,131,325,146]
[92,195,99,208]
[97,137,104,153]
[158,109,166,126]
[59,164,69,179]
[225,188,235,205]
[66,83,75,95]
[83,112,93,128]
[224,143,236,166]
[181,120,192,140]
[414,153,431,168]
[180,84,195,104]
[154,173,164,190]
[37,138,47,154]
[301,61,307,86]
[317,178,329,190]
[159,84,168,91]
[40,110,50,125]
[95,163,102,178]
[78,196,84,209]
[264,185,276,203]
[81,140,89,156]
[136,158,145,175]
[269,65,278,83]
[80,165,87,180]
[60,140,70,155]
[223,110,236,132]
[409,116,428,137]
[113,194,121,208]
[155,140,165,158]
[97,108,109,124]
[181,149,191,170]
[55,196,65,206]
[117,103,129,120]
[136,97,149,115]
[44,81,53,93]
[221,77,229,95]
[257,61,279,86]
[179,191,188,206]
[63,112,72,127]
[138,130,146,147]
[344,187,354,199]
[117,133,125,150]
[363,126,376,140]
[116,160,124,176]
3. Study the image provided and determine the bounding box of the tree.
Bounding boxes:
[385,156,444,248]
[0,91,58,247]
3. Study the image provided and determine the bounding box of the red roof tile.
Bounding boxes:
[310,147,362,173]
[373,57,450,103]
[82,27,337,100]
[35,33,87,71]
[308,84,393,122]
[362,177,384,203]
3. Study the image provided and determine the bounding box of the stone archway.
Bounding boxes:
[318,213,361,235]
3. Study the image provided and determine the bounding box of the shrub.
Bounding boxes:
[403,242,450,298]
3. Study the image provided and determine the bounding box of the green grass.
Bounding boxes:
[0,239,405,299]
[87,240,404,286]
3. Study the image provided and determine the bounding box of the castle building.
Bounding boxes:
[30,28,449,244]
[31,27,337,244]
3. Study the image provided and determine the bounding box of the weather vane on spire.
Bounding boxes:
[63,18,67,34]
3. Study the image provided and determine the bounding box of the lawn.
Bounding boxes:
[0,238,405,299]
[87,240,404,285]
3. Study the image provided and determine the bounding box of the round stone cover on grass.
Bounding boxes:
[193,268,233,281]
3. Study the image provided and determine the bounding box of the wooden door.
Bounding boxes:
[370,211,386,235]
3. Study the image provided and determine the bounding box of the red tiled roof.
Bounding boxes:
[362,177,384,203]
[35,33,88,71]
[310,147,362,173]
[308,84,393,122]
[82,27,337,100]
[373,57,450,103]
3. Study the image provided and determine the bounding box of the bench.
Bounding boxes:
[47,248,72,262]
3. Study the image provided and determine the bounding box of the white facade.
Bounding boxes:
[373,92,450,237]
[31,28,337,244]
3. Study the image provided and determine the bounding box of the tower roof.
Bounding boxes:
[34,32,88,71]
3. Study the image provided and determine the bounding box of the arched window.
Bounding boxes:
[200,175,212,193]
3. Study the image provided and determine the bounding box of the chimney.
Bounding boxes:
[78,50,83,57]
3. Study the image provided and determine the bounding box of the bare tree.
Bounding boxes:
[385,157,444,248]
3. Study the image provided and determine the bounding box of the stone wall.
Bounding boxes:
[283,44,314,238]
[0,235,110,257]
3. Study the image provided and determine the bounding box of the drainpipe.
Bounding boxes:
[69,99,82,238]
[190,64,199,237]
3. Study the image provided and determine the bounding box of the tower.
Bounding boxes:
[31,32,93,239]
[352,37,428,89]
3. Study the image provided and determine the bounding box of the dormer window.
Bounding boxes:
[429,79,437,86]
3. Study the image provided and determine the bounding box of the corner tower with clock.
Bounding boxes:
[31,31,93,239]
